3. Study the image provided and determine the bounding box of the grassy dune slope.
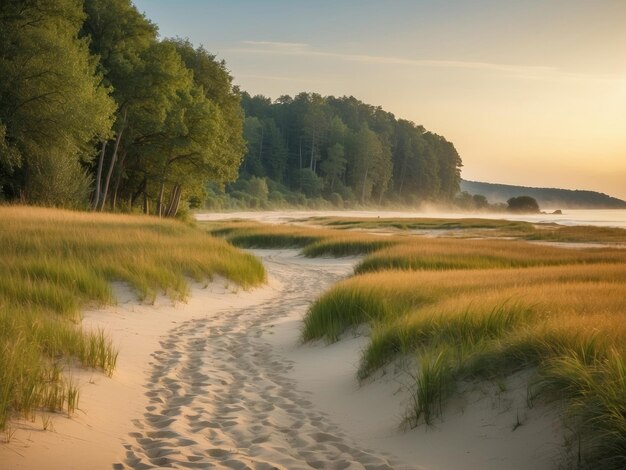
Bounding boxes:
[0,207,265,430]
[209,217,626,469]
[205,220,403,256]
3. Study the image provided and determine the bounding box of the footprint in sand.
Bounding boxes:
[115,250,417,470]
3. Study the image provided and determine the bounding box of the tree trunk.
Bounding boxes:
[164,184,181,218]
[110,149,127,211]
[171,186,182,217]
[132,177,146,208]
[309,134,315,171]
[93,141,107,210]
[361,167,369,203]
[100,109,127,211]
[157,181,165,217]
[143,192,149,215]
[258,126,264,165]
[299,137,303,169]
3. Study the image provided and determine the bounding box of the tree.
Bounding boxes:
[293,169,323,197]
[113,40,195,215]
[302,95,329,172]
[242,116,264,176]
[238,92,464,207]
[0,0,115,206]
[472,194,490,210]
[247,176,269,201]
[320,143,346,192]
[347,124,383,203]
[82,0,156,209]
[169,39,245,184]
[507,196,540,213]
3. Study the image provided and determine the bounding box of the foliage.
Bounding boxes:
[0,0,115,206]
[507,195,540,213]
[233,92,463,207]
[0,0,246,216]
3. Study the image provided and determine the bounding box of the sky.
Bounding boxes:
[133,0,626,199]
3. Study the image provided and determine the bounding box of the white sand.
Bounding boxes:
[2,249,564,469]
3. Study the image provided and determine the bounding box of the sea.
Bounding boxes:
[196,209,626,229]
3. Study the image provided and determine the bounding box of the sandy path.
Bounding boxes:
[115,250,413,470]
[3,249,562,469]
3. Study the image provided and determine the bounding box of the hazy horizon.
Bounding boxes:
[133,0,626,200]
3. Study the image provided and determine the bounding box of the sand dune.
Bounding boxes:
[3,250,562,469]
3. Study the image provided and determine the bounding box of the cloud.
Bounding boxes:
[242,40,309,49]
[232,41,626,83]
[235,73,326,84]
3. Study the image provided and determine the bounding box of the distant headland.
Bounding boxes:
[461,180,626,209]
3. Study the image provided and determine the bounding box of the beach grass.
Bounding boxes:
[205,220,405,257]
[305,263,626,468]
[306,216,536,232]
[354,238,626,273]
[526,224,626,243]
[0,206,265,429]
[305,216,626,243]
[212,219,626,469]
[205,216,626,467]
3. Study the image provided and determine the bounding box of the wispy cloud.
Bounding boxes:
[235,73,327,84]
[232,41,625,83]
[242,40,309,49]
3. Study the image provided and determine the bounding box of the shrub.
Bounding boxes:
[507,196,540,213]
[329,192,343,207]
[247,176,269,201]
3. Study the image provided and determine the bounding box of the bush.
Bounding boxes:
[507,196,540,213]
[269,190,285,202]
[286,192,307,206]
[333,181,355,203]
[329,192,343,207]
[230,190,250,201]
[247,176,269,201]
[293,169,323,197]
[26,153,91,208]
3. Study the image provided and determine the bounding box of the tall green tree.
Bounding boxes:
[238,92,463,206]
[82,0,156,209]
[320,143,346,193]
[169,39,245,183]
[0,0,114,206]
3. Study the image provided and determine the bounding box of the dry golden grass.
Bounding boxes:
[307,262,626,468]
[208,216,626,467]
[356,237,626,273]
[306,216,626,243]
[305,216,535,232]
[0,206,265,429]
[205,220,405,256]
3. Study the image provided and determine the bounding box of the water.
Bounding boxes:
[196,209,626,229]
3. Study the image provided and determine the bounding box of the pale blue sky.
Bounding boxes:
[133,0,626,198]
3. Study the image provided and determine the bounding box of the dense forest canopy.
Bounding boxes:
[0,0,462,215]
[231,92,462,207]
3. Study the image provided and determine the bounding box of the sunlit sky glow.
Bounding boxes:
[133,0,626,199]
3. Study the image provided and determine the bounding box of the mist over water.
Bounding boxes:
[197,209,626,229]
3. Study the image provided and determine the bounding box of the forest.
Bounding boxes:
[219,92,462,209]
[0,0,463,216]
